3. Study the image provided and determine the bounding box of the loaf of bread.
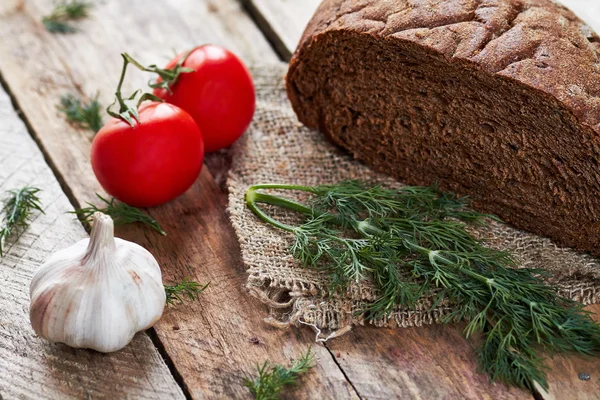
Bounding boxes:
[286,0,600,255]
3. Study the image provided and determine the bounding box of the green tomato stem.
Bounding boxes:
[122,51,194,94]
[115,54,131,114]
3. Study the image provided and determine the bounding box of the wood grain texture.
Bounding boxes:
[242,0,322,59]
[0,0,355,398]
[0,82,183,399]
[325,324,529,400]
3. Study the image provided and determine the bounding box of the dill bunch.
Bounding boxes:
[245,181,600,392]
[58,93,103,133]
[42,1,92,33]
[0,186,44,257]
[245,348,314,400]
[164,278,209,305]
[72,194,166,235]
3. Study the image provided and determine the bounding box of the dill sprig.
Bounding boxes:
[0,186,44,257]
[58,93,103,132]
[245,348,314,400]
[164,278,209,305]
[42,1,92,33]
[245,181,600,393]
[72,194,166,235]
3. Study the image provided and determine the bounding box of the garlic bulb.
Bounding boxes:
[29,212,165,353]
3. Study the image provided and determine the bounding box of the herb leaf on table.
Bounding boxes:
[245,180,600,392]
[58,93,103,133]
[164,278,209,305]
[0,186,44,257]
[72,194,166,235]
[42,1,92,33]
[245,347,314,400]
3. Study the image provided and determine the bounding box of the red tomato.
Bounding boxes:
[153,45,255,153]
[91,102,204,207]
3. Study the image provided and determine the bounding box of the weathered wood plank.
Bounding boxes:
[325,324,529,400]
[0,79,183,399]
[326,308,600,400]
[240,0,320,60]
[0,0,356,398]
[242,0,321,59]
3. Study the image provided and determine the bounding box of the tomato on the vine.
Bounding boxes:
[153,45,255,153]
[91,53,204,208]
[91,102,204,207]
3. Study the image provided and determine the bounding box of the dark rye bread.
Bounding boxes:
[286,0,600,255]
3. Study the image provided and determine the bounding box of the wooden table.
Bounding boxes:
[0,1,598,399]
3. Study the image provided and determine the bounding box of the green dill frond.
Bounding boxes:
[0,186,44,257]
[245,180,600,393]
[72,194,166,235]
[245,348,314,400]
[311,180,492,222]
[42,1,92,33]
[58,93,103,132]
[164,278,209,305]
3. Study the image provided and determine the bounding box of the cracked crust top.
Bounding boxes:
[292,0,600,133]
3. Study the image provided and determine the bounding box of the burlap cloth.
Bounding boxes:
[227,63,600,338]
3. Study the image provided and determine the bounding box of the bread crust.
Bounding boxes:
[286,0,600,254]
[290,0,600,132]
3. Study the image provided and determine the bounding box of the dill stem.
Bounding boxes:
[245,185,314,232]
[247,183,317,193]
[245,187,373,248]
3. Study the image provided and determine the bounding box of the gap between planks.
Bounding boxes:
[0,70,83,212]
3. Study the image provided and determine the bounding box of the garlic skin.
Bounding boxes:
[29,212,165,353]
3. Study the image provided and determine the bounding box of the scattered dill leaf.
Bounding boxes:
[58,93,103,132]
[0,186,44,257]
[165,278,209,305]
[42,0,92,33]
[245,348,314,400]
[245,180,600,393]
[72,194,166,235]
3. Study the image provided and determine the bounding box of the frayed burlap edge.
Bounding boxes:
[227,63,600,338]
